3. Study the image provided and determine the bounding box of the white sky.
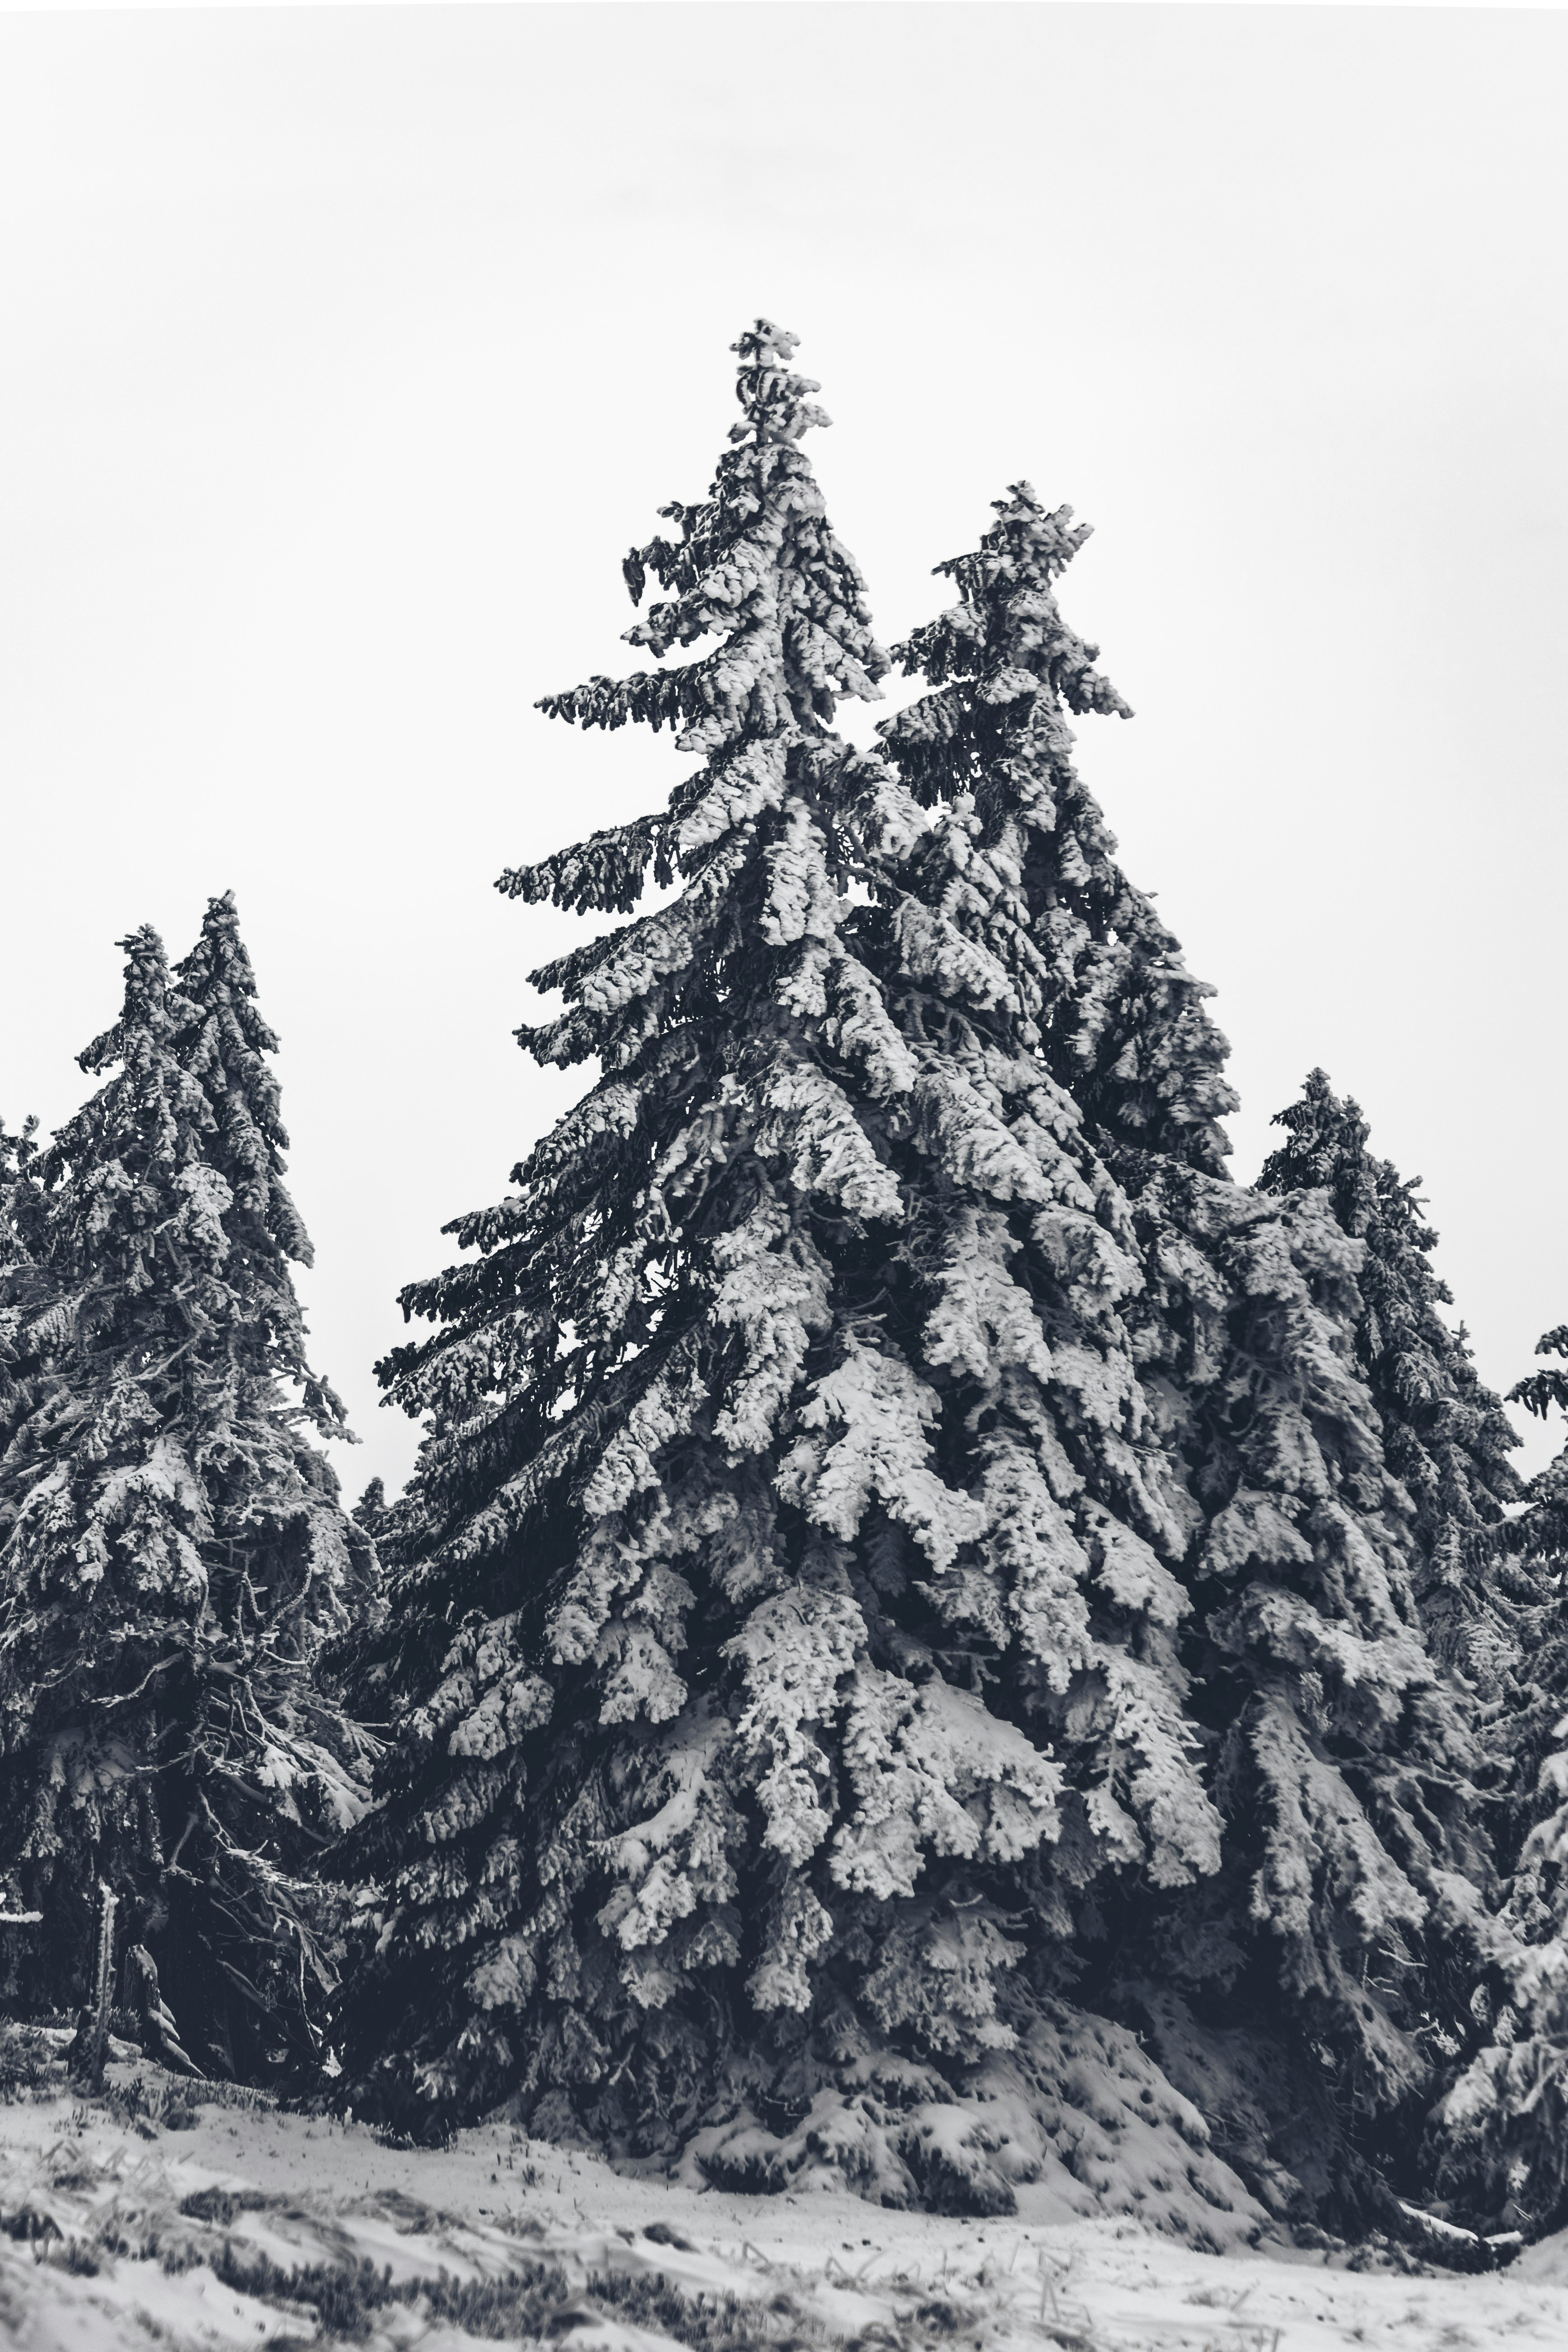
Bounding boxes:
[0,2,1563,1500]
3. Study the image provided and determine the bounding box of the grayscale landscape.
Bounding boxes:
[2,5,1565,2346]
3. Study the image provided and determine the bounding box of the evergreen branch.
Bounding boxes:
[89,1652,185,1707]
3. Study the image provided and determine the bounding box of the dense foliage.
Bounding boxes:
[0,899,374,2076]
[1258,1071,1527,1682]
[874,502,1512,2231]
[331,329,1516,2239]
[1421,1325,1568,2237]
[6,325,1564,2249]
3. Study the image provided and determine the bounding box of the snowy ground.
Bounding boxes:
[2,2040,1567,2351]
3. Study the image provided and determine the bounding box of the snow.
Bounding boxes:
[3,2056,1567,2351]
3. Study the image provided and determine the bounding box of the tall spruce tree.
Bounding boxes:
[0,910,374,2074]
[1257,1070,1527,1694]
[0,1117,47,1932]
[0,1114,48,1455]
[874,489,1504,2231]
[881,491,1237,1179]
[344,337,1493,2235]
[1498,1328,1568,1582]
[346,331,1234,2203]
[173,893,343,1434]
[1421,1335,1568,2238]
[0,1115,53,1928]
[1250,1072,1561,2227]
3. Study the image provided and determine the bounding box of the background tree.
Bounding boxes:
[0,1112,48,1456]
[175,891,387,1736]
[1502,1326,1568,1570]
[0,908,374,2075]
[881,490,1236,1178]
[0,1113,50,1933]
[876,490,1505,2234]
[1257,1069,1528,1694]
[1422,1330,1568,2238]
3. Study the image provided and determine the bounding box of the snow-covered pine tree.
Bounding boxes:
[333,336,1463,2242]
[1422,1334,1568,2239]
[875,489,1503,2233]
[173,892,354,1448]
[1426,1691,1568,2238]
[0,1114,53,1939]
[0,1113,48,1463]
[173,890,387,1724]
[343,331,1253,2219]
[0,912,374,2074]
[1248,1072,1568,2231]
[1257,1071,1528,1697]
[0,1116,44,1257]
[881,489,1236,1178]
[1502,1328,1568,1566]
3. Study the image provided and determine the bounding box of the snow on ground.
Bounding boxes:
[0,2044,1566,2351]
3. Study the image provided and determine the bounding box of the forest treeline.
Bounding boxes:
[3,324,1567,2253]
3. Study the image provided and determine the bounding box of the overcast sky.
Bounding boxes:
[1,2,1564,1499]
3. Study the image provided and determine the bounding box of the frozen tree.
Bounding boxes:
[172,893,346,1436]
[1250,1073,1568,2230]
[876,489,1504,2233]
[1428,1699,1568,2236]
[1258,1071,1528,1696]
[341,341,1489,2238]
[881,488,1236,1177]
[345,335,1234,2198]
[0,910,374,2075]
[1502,1328,1568,1568]
[0,1116,44,1249]
[0,1117,49,1933]
[1425,1628,1568,2236]
[1423,1331,1568,2238]
[0,1113,48,1447]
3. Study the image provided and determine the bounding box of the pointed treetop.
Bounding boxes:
[1258,1067,1381,1234]
[1259,1066,1520,1560]
[42,928,211,1265]
[894,483,1133,737]
[35,903,341,1436]
[74,923,185,1077]
[174,890,312,1269]
[602,320,884,735]
[1259,1068,1437,1261]
[727,318,832,445]
[880,484,1235,1174]
[510,323,889,926]
[177,890,280,1062]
